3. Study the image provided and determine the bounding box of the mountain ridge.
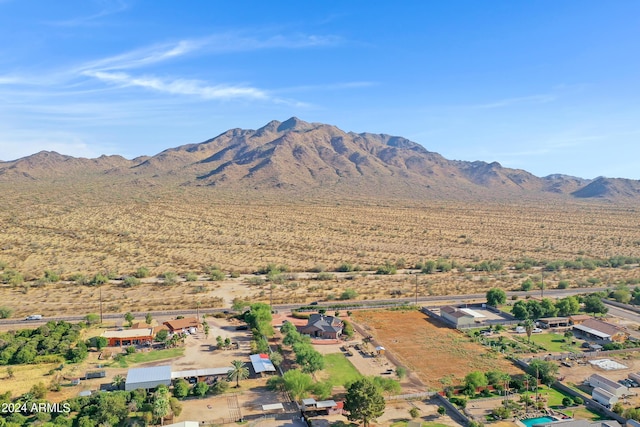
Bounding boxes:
[1,117,637,202]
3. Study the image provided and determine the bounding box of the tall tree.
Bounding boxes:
[523,319,535,343]
[153,386,171,425]
[124,312,134,327]
[584,295,608,316]
[528,359,559,386]
[486,288,507,306]
[282,369,314,400]
[344,377,386,427]
[227,360,250,388]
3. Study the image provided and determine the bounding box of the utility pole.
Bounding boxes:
[99,288,103,324]
[415,274,418,305]
[541,272,544,298]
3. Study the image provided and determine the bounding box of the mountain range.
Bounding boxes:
[2,117,639,202]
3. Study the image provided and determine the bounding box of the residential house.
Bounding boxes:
[102,328,154,347]
[163,317,201,334]
[298,314,343,339]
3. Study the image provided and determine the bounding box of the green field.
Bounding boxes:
[522,386,574,407]
[322,353,362,387]
[111,348,185,367]
[527,333,580,353]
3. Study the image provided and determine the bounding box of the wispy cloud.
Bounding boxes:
[73,32,345,103]
[0,75,24,84]
[84,70,269,100]
[78,39,205,72]
[472,94,557,109]
[48,0,129,27]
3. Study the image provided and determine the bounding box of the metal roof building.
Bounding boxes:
[125,365,172,391]
[249,354,276,374]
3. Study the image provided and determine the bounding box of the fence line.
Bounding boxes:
[385,391,436,401]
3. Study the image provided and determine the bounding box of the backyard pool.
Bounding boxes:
[521,417,556,427]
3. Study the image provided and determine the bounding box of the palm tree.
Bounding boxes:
[227,360,249,388]
[112,374,125,390]
[523,319,534,343]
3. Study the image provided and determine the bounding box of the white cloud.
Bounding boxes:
[84,70,269,100]
[48,0,129,27]
[472,94,557,109]
[78,39,205,72]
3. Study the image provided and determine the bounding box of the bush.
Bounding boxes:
[449,396,466,408]
[562,397,573,406]
[409,407,420,418]
[0,306,13,319]
[209,270,226,281]
[133,267,150,278]
[336,263,354,272]
[376,262,397,275]
[43,270,61,283]
[161,271,178,285]
[316,272,335,281]
[90,273,109,286]
[340,288,358,300]
[185,272,198,282]
[122,276,141,287]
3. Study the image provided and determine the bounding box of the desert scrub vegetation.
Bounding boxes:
[1,192,639,279]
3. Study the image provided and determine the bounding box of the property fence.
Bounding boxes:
[433,393,471,425]
[525,346,640,362]
[602,299,640,314]
[385,391,436,401]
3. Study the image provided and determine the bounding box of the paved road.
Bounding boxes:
[0,286,610,328]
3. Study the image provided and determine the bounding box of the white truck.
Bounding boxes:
[24,314,43,321]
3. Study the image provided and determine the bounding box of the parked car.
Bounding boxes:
[532,328,543,333]
[235,325,249,331]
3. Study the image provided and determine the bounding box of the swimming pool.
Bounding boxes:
[521,416,555,427]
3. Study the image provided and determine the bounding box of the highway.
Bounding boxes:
[0,286,609,328]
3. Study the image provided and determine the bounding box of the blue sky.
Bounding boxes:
[1,1,639,179]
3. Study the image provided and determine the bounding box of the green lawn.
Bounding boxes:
[323,353,362,387]
[128,347,184,364]
[521,386,573,407]
[527,333,580,353]
[566,407,606,421]
[109,347,185,367]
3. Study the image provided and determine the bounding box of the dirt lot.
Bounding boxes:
[352,310,523,389]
